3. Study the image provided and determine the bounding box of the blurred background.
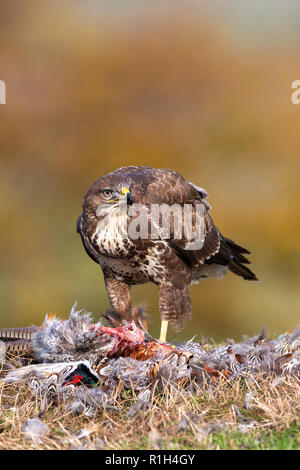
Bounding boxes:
[1,0,300,341]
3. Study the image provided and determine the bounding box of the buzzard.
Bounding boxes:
[77,166,257,341]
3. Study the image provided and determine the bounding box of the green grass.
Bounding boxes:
[118,425,300,450]
[211,424,300,450]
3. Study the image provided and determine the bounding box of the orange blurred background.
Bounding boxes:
[1,1,300,341]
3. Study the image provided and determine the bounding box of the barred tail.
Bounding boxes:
[0,326,40,356]
[4,340,33,355]
[0,326,40,341]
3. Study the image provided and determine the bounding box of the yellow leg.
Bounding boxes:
[159,320,169,343]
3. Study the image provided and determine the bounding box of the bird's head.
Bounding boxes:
[83,179,134,219]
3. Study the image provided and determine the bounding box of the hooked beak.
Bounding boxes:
[121,187,133,206]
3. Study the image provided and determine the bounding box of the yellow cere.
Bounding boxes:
[121,187,130,196]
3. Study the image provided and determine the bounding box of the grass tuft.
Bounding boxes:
[0,365,299,450]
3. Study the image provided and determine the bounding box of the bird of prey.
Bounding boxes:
[77,166,257,342]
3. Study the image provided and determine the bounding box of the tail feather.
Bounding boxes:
[223,236,251,255]
[205,234,258,281]
[0,326,40,357]
[5,340,33,355]
[228,261,258,281]
[222,236,258,281]
[0,326,40,341]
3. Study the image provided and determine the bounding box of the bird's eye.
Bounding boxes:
[102,190,113,198]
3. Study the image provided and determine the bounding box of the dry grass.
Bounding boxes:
[0,366,299,450]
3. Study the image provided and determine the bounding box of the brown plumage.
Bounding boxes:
[77,166,257,336]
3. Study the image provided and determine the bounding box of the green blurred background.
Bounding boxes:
[1,0,300,341]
